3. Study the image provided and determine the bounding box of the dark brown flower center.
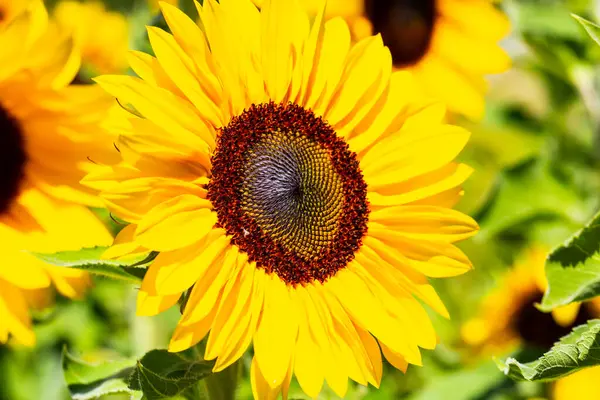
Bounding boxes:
[0,103,26,214]
[514,291,596,349]
[364,0,436,67]
[207,102,369,286]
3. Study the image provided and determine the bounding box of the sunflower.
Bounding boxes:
[0,0,114,346]
[552,366,600,400]
[85,0,478,397]
[253,0,511,119]
[53,1,129,77]
[462,246,600,400]
[462,246,600,354]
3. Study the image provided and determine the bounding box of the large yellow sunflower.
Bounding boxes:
[256,0,511,119]
[462,246,600,400]
[0,0,114,346]
[53,1,129,76]
[85,0,478,397]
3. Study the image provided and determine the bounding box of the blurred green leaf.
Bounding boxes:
[498,319,600,381]
[509,3,583,39]
[477,160,586,239]
[128,349,215,400]
[409,361,505,400]
[572,14,600,47]
[62,348,140,400]
[540,211,600,309]
[33,247,157,283]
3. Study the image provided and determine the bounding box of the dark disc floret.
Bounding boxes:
[0,103,27,215]
[207,102,369,286]
[514,291,596,349]
[364,0,436,67]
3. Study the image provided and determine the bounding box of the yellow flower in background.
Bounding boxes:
[148,0,178,13]
[553,366,600,400]
[462,246,600,400]
[0,0,114,346]
[0,0,30,24]
[85,0,479,397]
[53,1,129,76]
[253,0,511,119]
[462,246,600,354]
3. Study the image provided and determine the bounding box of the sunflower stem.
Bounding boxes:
[203,360,239,400]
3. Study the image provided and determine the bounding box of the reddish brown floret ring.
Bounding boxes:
[207,102,369,286]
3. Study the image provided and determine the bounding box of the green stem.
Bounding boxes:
[203,360,240,400]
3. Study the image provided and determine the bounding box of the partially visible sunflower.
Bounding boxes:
[462,246,600,354]
[0,0,114,346]
[148,0,178,13]
[552,366,600,400]
[86,0,479,398]
[53,1,129,76]
[462,246,600,400]
[253,0,511,119]
[0,0,30,24]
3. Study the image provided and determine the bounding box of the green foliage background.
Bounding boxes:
[6,0,600,399]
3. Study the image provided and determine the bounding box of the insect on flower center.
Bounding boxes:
[0,103,27,214]
[365,0,436,67]
[208,102,369,286]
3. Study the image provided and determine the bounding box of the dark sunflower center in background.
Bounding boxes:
[208,102,369,286]
[514,291,596,349]
[0,103,27,215]
[364,0,436,67]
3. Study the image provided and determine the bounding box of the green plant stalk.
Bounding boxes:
[203,361,240,400]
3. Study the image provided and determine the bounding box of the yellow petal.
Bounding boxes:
[141,231,229,295]
[181,247,240,328]
[361,125,470,188]
[253,274,298,388]
[414,55,485,120]
[438,0,511,41]
[326,269,422,365]
[552,303,581,328]
[301,17,350,110]
[431,19,510,74]
[380,342,408,373]
[136,290,180,317]
[147,26,223,128]
[0,250,51,289]
[159,2,222,104]
[367,163,473,207]
[251,356,286,400]
[93,75,214,149]
[260,0,309,102]
[369,205,479,243]
[0,280,35,346]
[135,194,216,252]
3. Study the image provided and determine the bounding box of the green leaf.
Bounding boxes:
[477,160,587,238]
[548,210,600,266]
[498,320,600,381]
[62,348,141,400]
[128,349,215,400]
[509,3,583,39]
[409,361,505,400]
[33,247,157,283]
[572,14,600,47]
[541,211,600,310]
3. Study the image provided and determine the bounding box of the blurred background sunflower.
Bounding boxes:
[253,0,511,119]
[3,0,600,399]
